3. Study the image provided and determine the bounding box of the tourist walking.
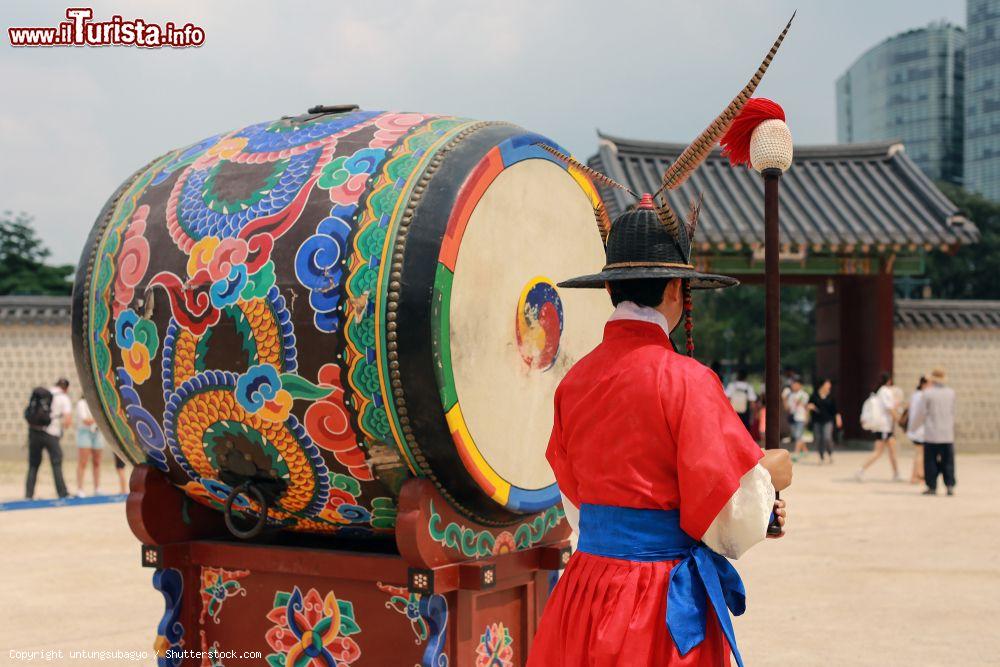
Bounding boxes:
[909,368,957,496]
[904,377,928,484]
[24,378,73,499]
[808,378,842,464]
[725,369,758,432]
[856,372,900,481]
[75,396,103,497]
[786,378,810,462]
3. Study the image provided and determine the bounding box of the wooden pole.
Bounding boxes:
[763,167,783,536]
[763,168,781,452]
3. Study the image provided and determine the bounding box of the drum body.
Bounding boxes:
[72,109,609,536]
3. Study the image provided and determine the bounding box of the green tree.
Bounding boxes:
[926,184,1000,299]
[0,211,74,295]
[674,284,815,382]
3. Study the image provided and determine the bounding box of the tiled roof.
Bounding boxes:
[0,295,72,324]
[589,136,979,251]
[895,299,1000,329]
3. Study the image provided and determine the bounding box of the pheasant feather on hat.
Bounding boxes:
[547,13,795,290]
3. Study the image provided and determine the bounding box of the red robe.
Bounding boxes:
[528,319,763,666]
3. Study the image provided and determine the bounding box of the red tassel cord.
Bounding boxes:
[683,280,694,357]
[719,98,785,167]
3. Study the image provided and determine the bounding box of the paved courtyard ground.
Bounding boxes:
[1,449,998,666]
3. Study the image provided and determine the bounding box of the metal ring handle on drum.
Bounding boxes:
[223,482,268,540]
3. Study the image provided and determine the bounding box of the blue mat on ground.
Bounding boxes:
[0,493,128,511]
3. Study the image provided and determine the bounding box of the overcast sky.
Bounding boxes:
[2,0,964,264]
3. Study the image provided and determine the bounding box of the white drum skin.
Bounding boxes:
[449,159,610,491]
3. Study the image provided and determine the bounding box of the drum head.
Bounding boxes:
[433,144,610,514]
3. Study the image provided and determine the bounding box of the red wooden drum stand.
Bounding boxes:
[128,465,571,666]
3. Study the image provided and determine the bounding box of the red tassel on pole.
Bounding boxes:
[719,98,786,167]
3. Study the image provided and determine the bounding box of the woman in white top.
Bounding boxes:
[906,377,928,484]
[75,396,103,496]
[856,372,901,481]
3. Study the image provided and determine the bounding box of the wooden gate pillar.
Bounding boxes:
[835,272,894,439]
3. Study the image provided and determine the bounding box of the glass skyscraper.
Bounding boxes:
[836,22,965,184]
[966,0,1000,200]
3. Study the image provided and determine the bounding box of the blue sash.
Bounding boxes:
[577,504,746,667]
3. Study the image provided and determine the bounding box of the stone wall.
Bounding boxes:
[894,328,1000,453]
[2,297,996,457]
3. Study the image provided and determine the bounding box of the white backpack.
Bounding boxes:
[860,393,880,432]
[730,387,749,414]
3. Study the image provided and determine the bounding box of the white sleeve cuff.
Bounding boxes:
[560,491,580,536]
[701,463,775,559]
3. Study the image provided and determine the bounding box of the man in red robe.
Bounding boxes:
[527,194,792,667]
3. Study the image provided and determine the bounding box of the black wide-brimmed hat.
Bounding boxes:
[557,194,737,290]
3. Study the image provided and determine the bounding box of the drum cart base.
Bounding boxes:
[128,465,571,666]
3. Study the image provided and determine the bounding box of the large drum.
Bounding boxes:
[72,107,609,536]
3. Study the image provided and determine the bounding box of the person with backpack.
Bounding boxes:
[725,369,757,432]
[24,377,72,499]
[855,372,901,482]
